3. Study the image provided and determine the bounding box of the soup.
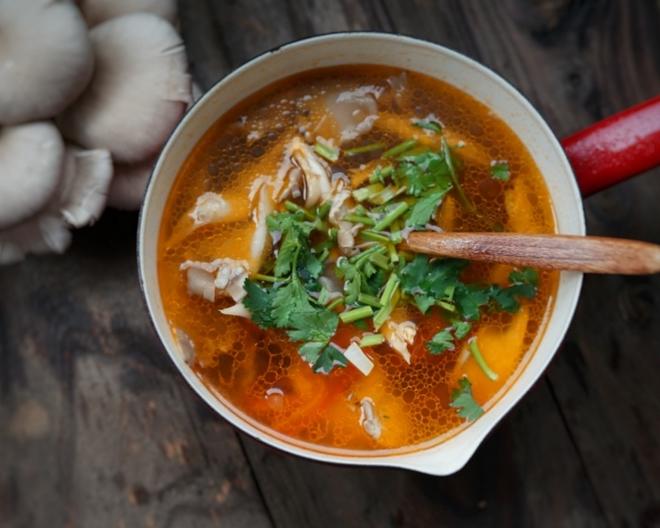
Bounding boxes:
[158,66,557,451]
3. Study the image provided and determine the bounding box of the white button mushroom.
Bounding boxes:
[0,122,65,229]
[78,0,177,27]
[0,0,93,125]
[58,13,192,163]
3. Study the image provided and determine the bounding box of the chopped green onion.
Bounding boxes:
[352,183,384,202]
[369,165,394,184]
[254,273,278,283]
[359,334,386,347]
[413,119,443,134]
[316,201,331,219]
[442,138,474,212]
[368,185,406,205]
[327,297,344,311]
[468,337,498,381]
[387,243,399,263]
[379,272,399,305]
[345,142,387,156]
[373,202,409,231]
[327,227,338,240]
[361,230,391,244]
[370,252,391,270]
[373,286,399,330]
[389,231,403,244]
[340,305,374,323]
[284,200,315,220]
[314,141,339,162]
[344,213,375,226]
[358,293,382,308]
[383,139,418,159]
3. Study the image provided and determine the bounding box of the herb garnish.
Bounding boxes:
[490,160,510,181]
[450,377,484,421]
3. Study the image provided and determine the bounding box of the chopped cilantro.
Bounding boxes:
[427,328,455,354]
[452,320,472,339]
[490,161,510,181]
[405,189,449,228]
[450,377,484,421]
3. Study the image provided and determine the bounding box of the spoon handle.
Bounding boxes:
[404,232,660,274]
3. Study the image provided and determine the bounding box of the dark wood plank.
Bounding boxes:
[0,212,272,528]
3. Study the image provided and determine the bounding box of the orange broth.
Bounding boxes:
[157,66,558,450]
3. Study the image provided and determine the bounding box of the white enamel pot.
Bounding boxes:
[138,33,585,475]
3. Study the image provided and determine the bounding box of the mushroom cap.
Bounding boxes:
[107,159,153,210]
[0,0,94,125]
[59,146,113,227]
[0,122,65,229]
[58,13,191,163]
[78,0,177,26]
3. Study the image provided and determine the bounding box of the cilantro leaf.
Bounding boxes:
[427,328,455,355]
[509,267,539,287]
[405,189,449,228]
[450,377,484,421]
[490,267,539,312]
[454,284,491,320]
[287,309,338,343]
[298,341,326,364]
[271,278,313,327]
[490,161,510,181]
[396,150,452,197]
[452,320,472,339]
[312,345,348,374]
[243,280,276,327]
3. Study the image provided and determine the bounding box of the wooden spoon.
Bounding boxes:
[403,232,660,274]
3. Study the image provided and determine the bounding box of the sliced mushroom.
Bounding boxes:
[0,122,65,229]
[0,0,94,124]
[59,146,113,227]
[58,13,191,163]
[78,0,177,26]
[106,159,152,211]
[383,320,418,364]
[289,137,332,208]
[250,182,274,271]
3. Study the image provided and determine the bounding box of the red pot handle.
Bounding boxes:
[561,95,660,197]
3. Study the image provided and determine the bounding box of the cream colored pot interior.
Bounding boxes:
[139,33,584,475]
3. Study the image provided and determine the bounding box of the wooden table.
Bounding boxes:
[2,1,659,526]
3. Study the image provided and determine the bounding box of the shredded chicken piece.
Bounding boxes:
[383,320,418,364]
[180,258,249,302]
[188,192,231,226]
[359,397,382,440]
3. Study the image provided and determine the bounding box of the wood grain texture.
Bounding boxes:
[1,1,658,527]
[405,232,660,274]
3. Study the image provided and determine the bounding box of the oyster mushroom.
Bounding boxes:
[289,137,332,208]
[58,13,192,163]
[0,124,114,264]
[0,122,65,229]
[77,0,177,26]
[0,0,94,124]
[59,146,113,227]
